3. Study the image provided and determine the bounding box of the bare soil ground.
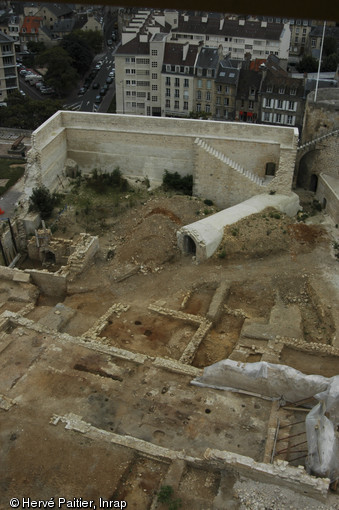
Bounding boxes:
[3,185,339,509]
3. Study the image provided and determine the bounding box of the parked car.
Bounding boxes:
[106,77,113,84]
[40,86,54,95]
[77,87,86,96]
[94,95,102,103]
[109,70,115,78]
[92,82,99,89]
[107,39,113,46]
[35,82,44,90]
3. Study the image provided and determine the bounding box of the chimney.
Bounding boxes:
[182,42,189,61]
[219,18,224,30]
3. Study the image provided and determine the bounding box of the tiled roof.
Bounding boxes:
[21,16,43,34]
[116,36,150,55]
[196,47,219,69]
[173,15,284,41]
[216,62,239,84]
[163,42,198,66]
[236,69,262,97]
[40,3,74,18]
[0,32,15,44]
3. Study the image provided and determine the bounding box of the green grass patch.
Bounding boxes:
[0,159,25,196]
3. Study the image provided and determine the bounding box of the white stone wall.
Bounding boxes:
[26,111,298,208]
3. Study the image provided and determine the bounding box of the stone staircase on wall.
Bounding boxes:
[297,128,339,152]
[194,137,266,187]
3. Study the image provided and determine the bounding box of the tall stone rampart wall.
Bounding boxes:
[301,90,339,144]
[26,111,298,209]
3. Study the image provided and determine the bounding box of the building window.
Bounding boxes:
[175,77,180,87]
[248,100,254,109]
[290,88,296,95]
[166,99,170,108]
[217,85,222,93]
[174,100,179,109]
[266,85,273,93]
[131,58,135,63]
[175,89,180,98]
[288,101,295,110]
[224,98,229,106]
[152,73,157,79]
[287,115,294,124]
[264,112,270,121]
[152,84,157,90]
[216,97,220,105]
[206,80,211,89]
[265,98,272,108]
[183,101,188,110]
[152,96,157,101]
[184,78,189,88]
[151,49,157,56]
[166,88,170,97]
[197,104,201,112]
[183,91,189,100]
[151,61,157,68]
[277,99,283,109]
[279,87,285,94]
[197,90,201,100]
[205,104,210,113]
[206,91,211,101]
[197,79,202,88]
[311,39,316,48]
[166,76,170,86]
[276,113,282,123]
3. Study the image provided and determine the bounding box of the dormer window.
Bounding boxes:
[266,85,272,93]
[279,86,285,94]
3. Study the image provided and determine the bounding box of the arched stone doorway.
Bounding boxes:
[310,174,318,192]
[183,235,196,255]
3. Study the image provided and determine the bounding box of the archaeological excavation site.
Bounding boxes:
[0,112,339,509]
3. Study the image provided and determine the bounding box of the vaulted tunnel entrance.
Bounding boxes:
[183,235,196,255]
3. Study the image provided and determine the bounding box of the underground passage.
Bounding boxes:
[183,235,196,255]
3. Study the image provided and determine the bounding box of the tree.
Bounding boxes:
[29,186,57,219]
[61,33,93,75]
[36,46,79,97]
[72,29,103,54]
[321,53,339,72]
[323,37,338,57]
[0,92,62,130]
[27,41,47,55]
[296,55,318,73]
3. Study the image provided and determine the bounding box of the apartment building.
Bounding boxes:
[235,68,262,123]
[162,42,198,117]
[259,57,305,131]
[194,46,221,116]
[170,14,291,66]
[0,33,18,101]
[214,58,239,120]
[289,19,314,62]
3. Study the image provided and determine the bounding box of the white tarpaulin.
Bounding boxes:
[192,360,339,482]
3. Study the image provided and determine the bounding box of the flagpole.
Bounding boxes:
[314,20,326,102]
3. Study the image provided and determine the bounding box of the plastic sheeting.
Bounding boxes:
[192,359,329,403]
[306,377,339,483]
[192,360,339,482]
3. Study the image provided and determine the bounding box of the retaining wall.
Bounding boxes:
[25,111,298,209]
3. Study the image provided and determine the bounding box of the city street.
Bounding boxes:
[63,47,117,113]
